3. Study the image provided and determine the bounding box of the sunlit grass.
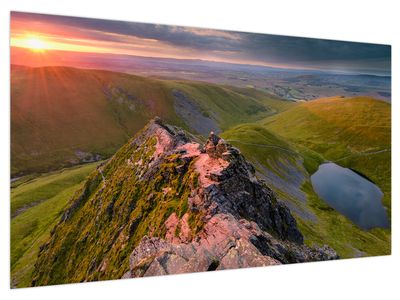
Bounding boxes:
[10,162,99,288]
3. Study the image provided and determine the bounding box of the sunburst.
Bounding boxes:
[23,36,47,52]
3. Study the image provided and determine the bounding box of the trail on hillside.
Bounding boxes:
[225,139,298,155]
[335,148,390,163]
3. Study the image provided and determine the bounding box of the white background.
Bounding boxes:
[0,0,398,299]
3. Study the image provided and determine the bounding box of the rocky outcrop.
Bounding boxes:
[122,119,337,278]
[124,213,337,278]
[197,131,304,243]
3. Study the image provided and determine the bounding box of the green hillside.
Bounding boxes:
[222,119,391,258]
[264,96,391,213]
[11,162,99,287]
[31,122,204,286]
[11,65,292,176]
[225,86,296,112]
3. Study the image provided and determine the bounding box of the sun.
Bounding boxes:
[24,36,47,52]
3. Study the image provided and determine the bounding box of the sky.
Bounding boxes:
[10,11,391,75]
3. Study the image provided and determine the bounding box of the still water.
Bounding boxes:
[311,163,389,229]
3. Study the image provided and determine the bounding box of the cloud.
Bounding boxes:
[10,11,391,75]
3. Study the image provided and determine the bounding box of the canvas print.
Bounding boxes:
[10,12,391,288]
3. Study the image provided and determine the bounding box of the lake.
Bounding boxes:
[311,162,389,229]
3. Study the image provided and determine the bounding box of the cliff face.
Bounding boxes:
[32,118,337,286]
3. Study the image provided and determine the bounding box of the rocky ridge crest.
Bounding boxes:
[33,118,337,285]
[123,118,337,277]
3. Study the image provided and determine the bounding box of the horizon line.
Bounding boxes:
[10,46,392,77]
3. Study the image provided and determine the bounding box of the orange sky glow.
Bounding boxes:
[10,17,300,70]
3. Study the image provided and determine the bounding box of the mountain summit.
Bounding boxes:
[32,118,337,285]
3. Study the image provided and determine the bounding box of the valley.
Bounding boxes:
[11,65,291,177]
[12,47,392,102]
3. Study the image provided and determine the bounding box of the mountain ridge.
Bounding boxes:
[32,118,337,285]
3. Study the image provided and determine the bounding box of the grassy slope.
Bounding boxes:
[11,65,292,176]
[264,96,391,213]
[11,66,180,176]
[31,125,203,286]
[11,163,101,217]
[226,86,295,113]
[221,124,305,186]
[163,81,294,130]
[11,162,99,288]
[222,121,390,258]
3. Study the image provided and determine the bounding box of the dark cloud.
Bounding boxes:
[243,33,390,61]
[11,11,391,75]
[235,33,391,74]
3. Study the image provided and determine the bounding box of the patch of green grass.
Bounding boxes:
[295,144,325,175]
[265,97,390,153]
[10,162,99,288]
[11,174,38,189]
[226,86,295,113]
[11,162,100,217]
[221,123,301,179]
